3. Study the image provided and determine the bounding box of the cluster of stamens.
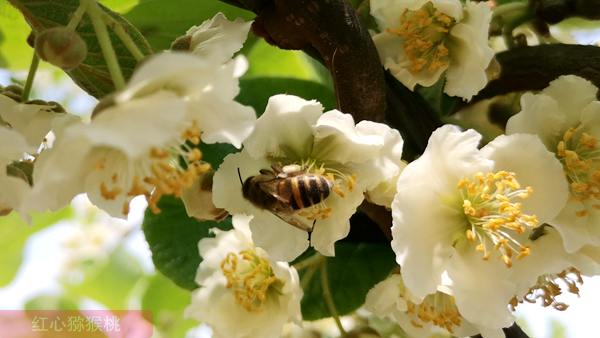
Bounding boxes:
[510,267,583,311]
[220,249,281,312]
[405,291,463,333]
[556,126,600,217]
[97,121,210,215]
[388,2,455,75]
[458,171,539,267]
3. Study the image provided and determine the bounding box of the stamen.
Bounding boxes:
[458,171,538,267]
[405,292,463,333]
[556,125,600,215]
[387,2,455,75]
[510,267,583,311]
[94,121,209,215]
[220,249,281,312]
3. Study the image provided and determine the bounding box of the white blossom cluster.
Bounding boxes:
[3,3,600,338]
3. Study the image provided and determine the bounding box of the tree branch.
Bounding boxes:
[469,44,600,104]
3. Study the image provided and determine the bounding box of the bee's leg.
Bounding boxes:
[308,219,317,244]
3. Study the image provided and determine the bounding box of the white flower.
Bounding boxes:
[28,52,256,217]
[213,94,404,261]
[370,0,494,100]
[181,170,228,221]
[0,126,32,215]
[506,75,600,252]
[184,12,252,64]
[0,94,75,147]
[391,125,569,328]
[185,214,302,338]
[365,274,504,338]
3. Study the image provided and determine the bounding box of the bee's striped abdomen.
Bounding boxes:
[286,175,332,210]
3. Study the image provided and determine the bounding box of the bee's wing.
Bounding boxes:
[270,210,314,232]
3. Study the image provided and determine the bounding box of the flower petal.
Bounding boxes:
[444,2,494,100]
[481,133,569,222]
[543,75,598,127]
[187,13,252,63]
[243,95,323,160]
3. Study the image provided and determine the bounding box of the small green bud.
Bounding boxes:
[34,27,88,70]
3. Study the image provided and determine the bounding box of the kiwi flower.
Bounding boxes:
[28,52,256,217]
[185,214,302,338]
[391,125,569,329]
[370,0,494,100]
[506,75,600,252]
[213,94,404,261]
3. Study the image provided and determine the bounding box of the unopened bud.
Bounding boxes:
[35,27,87,70]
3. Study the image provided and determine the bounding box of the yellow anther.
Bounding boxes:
[405,291,462,333]
[513,268,582,311]
[100,182,122,200]
[220,249,281,312]
[388,2,455,75]
[458,171,537,266]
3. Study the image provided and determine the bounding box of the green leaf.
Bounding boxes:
[244,40,325,82]
[8,0,153,98]
[0,208,73,287]
[63,245,145,309]
[124,0,252,51]
[299,242,396,321]
[141,273,197,337]
[142,195,232,290]
[238,77,336,116]
[0,1,32,69]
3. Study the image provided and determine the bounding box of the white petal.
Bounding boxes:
[506,92,565,149]
[481,133,569,222]
[243,94,323,159]
[444,2,494,100]
[551,198,600,252]
[542,75,598,127]
[249,212,310,262]
[0,174,30,213]
[193,99,256,148]
[312,111,383,164]
[88,91,188,158]
[182,172,227,222]
[310,187,364,256]
[447,249,516,329]
[0,126,31,163]
[187,13,252,63]
[364,274,409,317]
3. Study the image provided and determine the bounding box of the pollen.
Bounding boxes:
[406,291,462,333]
[388,2,455,75]
[458,171,538,267]
[94,121,210,215]
[510,267,583,311]
[556,126,600,216]
[220,249,281,312]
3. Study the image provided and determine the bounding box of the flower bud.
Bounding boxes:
[34,27,87,70]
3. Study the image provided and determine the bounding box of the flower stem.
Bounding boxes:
[492,2,528,20]
[66,2,87,31]
[293,253,324,270]
[21,53,39,102]
[83,0,125,90]
[102,13,146,61]
[320,260,347,337]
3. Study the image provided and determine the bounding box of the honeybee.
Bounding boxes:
[239,164,334,232]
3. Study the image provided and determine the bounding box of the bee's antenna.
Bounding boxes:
[237,167,243,186]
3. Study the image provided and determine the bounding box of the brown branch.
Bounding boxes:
[468,44,600,105]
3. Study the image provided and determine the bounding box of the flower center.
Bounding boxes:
[405,291,462,333]
[94,121,210,215]
[510,267,582,311]
[556,126,600,216]
[220,249,281,312]
[458,171,538,267]
[388,2,455,75]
